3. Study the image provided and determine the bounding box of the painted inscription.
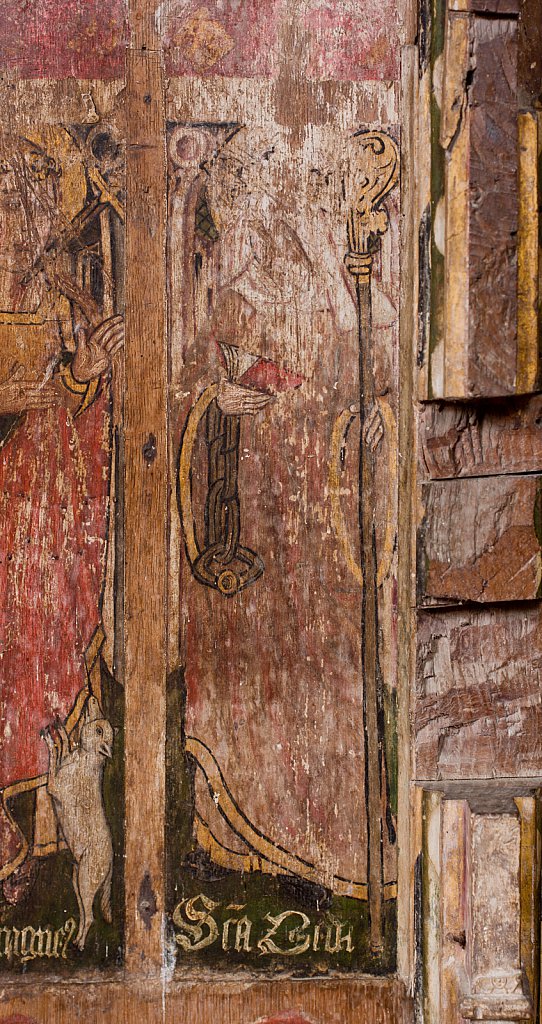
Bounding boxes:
[172,895,354,957]
[0,918,76,963]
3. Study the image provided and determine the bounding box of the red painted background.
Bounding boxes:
[0,0,399,81]
[0,0,128,78]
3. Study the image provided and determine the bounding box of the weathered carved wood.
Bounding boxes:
[416,606,542,779]
[450,0,519,10]
[420,793,540,1024]
[425,0,541,399]
[418,475,542,605]
[440,11,519,398]
[461,813,532,1022]
[440,799,468,1024]
[467,17,518,397]
[420,398,542,479]
[518,0,542,106]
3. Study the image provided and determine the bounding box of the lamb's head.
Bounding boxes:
[80,697,113,759]
[80,717,114,759]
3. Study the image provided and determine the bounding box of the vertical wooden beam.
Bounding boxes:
[397,42,419,985]
[422,790,442,1024]
[516,797,541,1018]
[440,800,469,1024]
[428,0,536,399]
[468,15,518,396]
[124,0,167,972]
[441,12,470,397]
[517,112,540,392]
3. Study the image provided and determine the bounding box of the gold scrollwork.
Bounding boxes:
[347,130,399,261]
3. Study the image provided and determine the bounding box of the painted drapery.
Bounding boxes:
[0,124,125,967]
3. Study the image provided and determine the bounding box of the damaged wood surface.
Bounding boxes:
[420,398,542,478]
[425,0,541,399]
[439,10,519,398]
[418,475,542,604]
[420,795,540,1024]
[450,0,519,10]
[415,605,542,779]
[4,0,542,1015]
[0,977,414,1024]
[518,0,542,105]
[467,16,518,396]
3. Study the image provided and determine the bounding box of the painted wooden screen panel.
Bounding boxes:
[0,0,416,1011]
[165,86,402,972]
[0,114,126,969]
[0,6,127,970]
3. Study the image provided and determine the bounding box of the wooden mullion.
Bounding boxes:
[124,4,168,974]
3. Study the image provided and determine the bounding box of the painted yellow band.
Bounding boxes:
[178,383,219,565]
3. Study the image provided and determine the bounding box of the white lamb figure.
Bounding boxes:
[43,696,114,951]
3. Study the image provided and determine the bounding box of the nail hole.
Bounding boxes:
[142,433,157,465]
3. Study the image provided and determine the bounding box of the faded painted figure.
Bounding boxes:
[0,129,123,911]
[170,123,399,918]
[43,697,114,950]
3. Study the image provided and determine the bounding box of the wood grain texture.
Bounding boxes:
[517,111,540,392]
[0,978,413,1024]
[441,11,470,397]
[516,797,541,1018]
[518,0,542,106]
[397,45,419,985]
[415,605,542,779]
[420,398,542,479]
[440,800,468,1024]
[467,17,518,397]
[428,4,539,400]
[418,475,542,604]
[124,42,167,973]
